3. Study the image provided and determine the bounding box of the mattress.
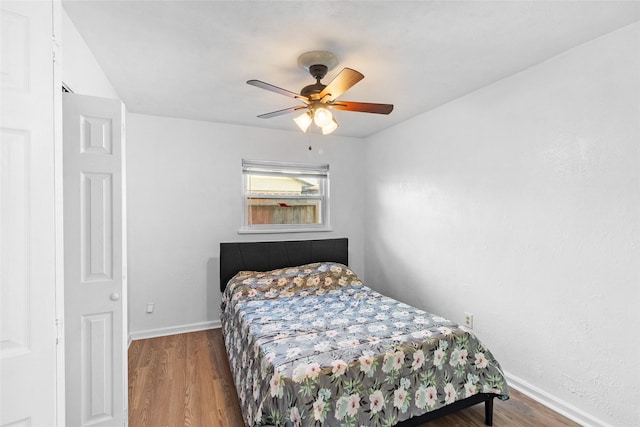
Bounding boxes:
[221,262,509,426]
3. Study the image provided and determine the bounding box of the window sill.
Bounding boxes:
[238,226,333,235]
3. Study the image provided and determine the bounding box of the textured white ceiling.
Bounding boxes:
[62,1,640,138]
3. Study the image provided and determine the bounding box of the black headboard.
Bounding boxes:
[219,238,348,292]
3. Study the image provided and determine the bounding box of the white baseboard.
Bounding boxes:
[504,372,613,427]
[128,320,221,342]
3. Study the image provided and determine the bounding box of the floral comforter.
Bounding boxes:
[221,262,509,427]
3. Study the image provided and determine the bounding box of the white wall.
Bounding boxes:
[364,22,639,427]
[61,7,118,99]
[126,114,366,336]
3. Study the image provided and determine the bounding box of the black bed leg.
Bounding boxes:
[485,396,494,426]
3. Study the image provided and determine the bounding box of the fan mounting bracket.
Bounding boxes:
[308,64,328,81]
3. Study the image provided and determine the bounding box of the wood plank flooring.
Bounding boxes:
[128,329,580,427]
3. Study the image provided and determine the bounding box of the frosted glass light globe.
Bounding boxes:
[313,107,333,127]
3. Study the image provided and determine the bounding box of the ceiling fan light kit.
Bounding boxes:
[293,111,313,133]
[247,50,393,135]
[321,118,339,135]
[313,106,333,127]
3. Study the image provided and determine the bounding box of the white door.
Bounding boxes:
[1,1,62,426]
[63,93,127,426]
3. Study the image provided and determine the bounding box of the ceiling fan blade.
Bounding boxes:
[318,68,364,101]
[331,101,394,115]
[247,79,308,102]
[257,106,307,119]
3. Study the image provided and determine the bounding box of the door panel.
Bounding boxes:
[1,130,30,359]
[1,1,59,426]
[81,172,113,282]
[64,93,126,427]
[82,312,113,425]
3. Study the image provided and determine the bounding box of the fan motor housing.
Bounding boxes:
[301,82,326,99]
[301,64,329,100]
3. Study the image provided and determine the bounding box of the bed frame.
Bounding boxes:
[219,238,496,426]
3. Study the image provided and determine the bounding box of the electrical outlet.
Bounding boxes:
[146,303,155,314]
[464,312,474,329]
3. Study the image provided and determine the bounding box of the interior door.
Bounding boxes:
[1,1,61,426]
[63,93,127,426]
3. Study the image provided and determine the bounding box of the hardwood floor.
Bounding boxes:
[128,329,580,427]
[128,329,244,426]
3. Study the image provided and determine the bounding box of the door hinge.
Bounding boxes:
[52,40,61,63]
[55,318,63,345]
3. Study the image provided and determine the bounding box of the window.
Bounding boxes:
[240,159,330,233]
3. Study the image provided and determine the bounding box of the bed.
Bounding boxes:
[220,238,509,426]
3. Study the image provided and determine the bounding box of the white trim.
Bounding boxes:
[128,320,221,342]
[504,372,614,427]
[52,2,66,425]
[238,226,334,234]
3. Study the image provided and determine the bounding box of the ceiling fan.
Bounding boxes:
[247,51,393,135]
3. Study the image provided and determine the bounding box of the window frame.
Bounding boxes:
[239,159,331,234]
